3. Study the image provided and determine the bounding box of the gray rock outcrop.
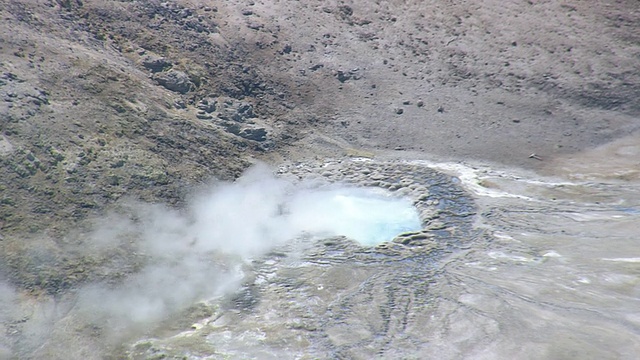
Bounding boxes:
[140,55,172,73]
[197,97,217,113]
[153,70,193,94]
[237,126,267,142]
[218,98,255,122]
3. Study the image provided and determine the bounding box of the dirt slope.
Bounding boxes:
[249,0,640,164]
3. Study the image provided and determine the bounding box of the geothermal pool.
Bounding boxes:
[125,157,640,359]
[3,151,640,359]
[287,187,422,246]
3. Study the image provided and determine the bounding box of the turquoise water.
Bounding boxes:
[289,188,422,245]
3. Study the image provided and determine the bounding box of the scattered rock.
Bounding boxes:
[173,99,187,109]
[395,108,404,115]
[140,55,171,73]
[197,98,217,113]
[0,135,15,156]
[196,110,213,120]
[226,123,268,141]
[338,5,353,16]
[416,100,424,107]
[153,70,194,94]
[336,68,362,83]
[236,102,254,119]
[337,5,354,23]
[247,21,264,30]
[281,44,292,54]
[238,126,267,141]
[218,98,255,122]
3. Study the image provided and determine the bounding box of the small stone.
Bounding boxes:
[196,111,213,120]
[336,70,351,83]
[237,126,267,141]
[140,55,171,73]
[395,108,404,114]
[416,100,424,107]
[174,99,186,109]
[153,70,194,94]
[0,135,14,156]
[197,98,217,113]
[247,21,264,30]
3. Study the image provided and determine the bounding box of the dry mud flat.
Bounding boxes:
[123,158,480,360]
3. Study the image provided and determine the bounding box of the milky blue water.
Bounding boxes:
[289,188,422,245]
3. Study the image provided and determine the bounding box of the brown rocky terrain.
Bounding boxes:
[1,0,639,358]
[2,0,638,233]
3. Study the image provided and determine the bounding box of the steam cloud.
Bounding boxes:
[2,164,420,358]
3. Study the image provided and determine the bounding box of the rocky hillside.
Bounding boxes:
[1,0,294,238]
